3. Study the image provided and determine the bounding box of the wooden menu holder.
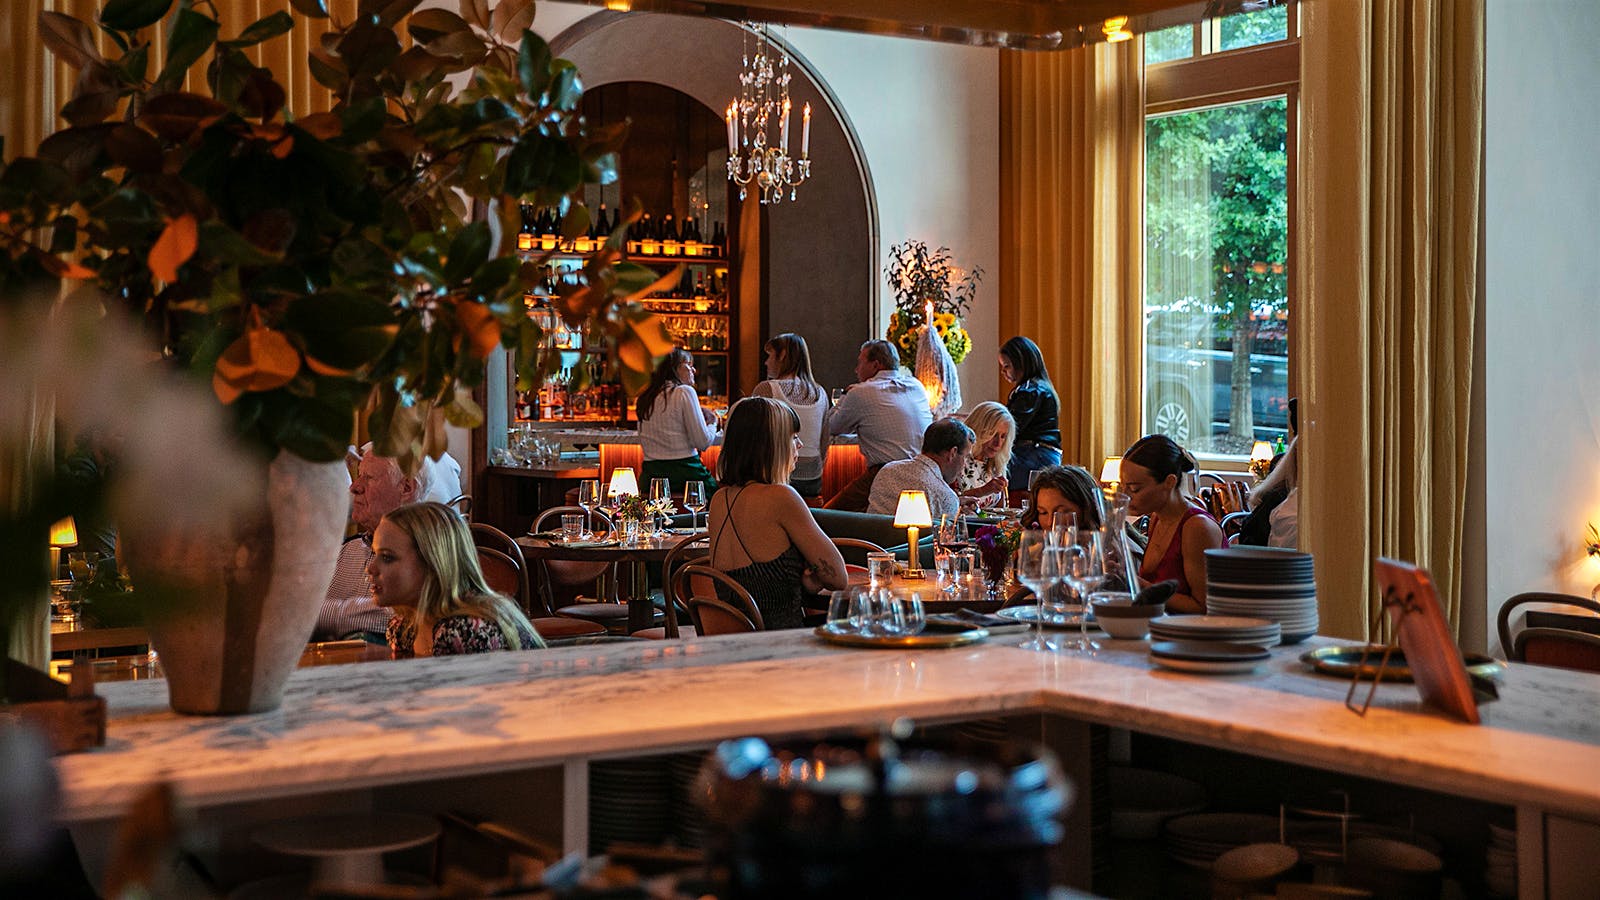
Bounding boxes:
[1345,558,1487,724]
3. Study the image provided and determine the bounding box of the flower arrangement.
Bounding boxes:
[973,521,1022,584]
[884,241,981,368]
[1587,524,1599,560]
[616,494,654,524]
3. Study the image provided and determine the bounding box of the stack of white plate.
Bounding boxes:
[1149,640,1272,674]
[1149,614,1282,648]
[1205,547,1319,643]
[1486,821,1516,898]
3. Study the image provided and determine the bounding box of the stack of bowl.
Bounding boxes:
[1204,546,1319,643]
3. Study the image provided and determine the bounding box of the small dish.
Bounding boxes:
[812,624,988,649]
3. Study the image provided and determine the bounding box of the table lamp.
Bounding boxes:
[608,467,640,499]
[49,516,78,579]
[894,491,933,579]
[1099,457,1121,493]
[1249,441,1274,481]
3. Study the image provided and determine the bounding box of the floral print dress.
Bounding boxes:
[387,614,537,657]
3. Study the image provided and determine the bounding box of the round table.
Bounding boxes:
[516,531,703,633]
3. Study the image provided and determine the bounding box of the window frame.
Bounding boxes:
[1139,4,1300,467]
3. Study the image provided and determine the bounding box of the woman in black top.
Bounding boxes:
[999,336,1062,490]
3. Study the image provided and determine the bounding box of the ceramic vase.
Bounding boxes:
[120,452,348,715]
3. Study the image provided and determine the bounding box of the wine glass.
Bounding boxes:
[683,481,707,530]
[577,479,600,538]
[649,477,673,536]
[830,387,846,406]
[1015,529,1063,652]
[1047,511,1076,549]
[1061,529,1107,652]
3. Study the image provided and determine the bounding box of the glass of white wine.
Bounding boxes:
[577,479,600,538]
[683,481,708,531]
[649,477,673,537]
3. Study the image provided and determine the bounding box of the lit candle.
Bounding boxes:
[725,103,737,153]
[780,98,790,153]
[801,103,811,158]
[924,299,935,329]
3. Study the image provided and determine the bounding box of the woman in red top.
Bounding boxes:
[1120,435,1224,614]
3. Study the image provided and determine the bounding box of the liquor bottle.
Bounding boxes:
[594,204,610,241]
[515,390,533,421]
[711,221,726,257]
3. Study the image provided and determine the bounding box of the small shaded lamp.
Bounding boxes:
[894,491,933,580]
[608,466,640,501]
[1249,441,1275,481]
[1099,457,1122,494]
[49,516,78,579]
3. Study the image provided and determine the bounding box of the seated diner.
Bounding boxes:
[1119,434,1225,614]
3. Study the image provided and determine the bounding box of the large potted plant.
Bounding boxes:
[0,0,671,714]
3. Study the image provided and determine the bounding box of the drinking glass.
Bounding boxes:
[866,552,897,591]
[865,589,904,636]
[66,552,94,582]
[896,589,926,636]
[830,387,846,406]
[560,514,584,541]
[683,481,707,530]
[827,588,868,633]
[1047,511,1076,549]
[649,477,672,536]
[577,479,600,537]
[1015,529,1063,652]
[1061,529,1108,652]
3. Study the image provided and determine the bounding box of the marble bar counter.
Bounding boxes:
[55,631,1600,828]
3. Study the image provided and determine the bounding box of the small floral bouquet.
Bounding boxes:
[616,494,653,524]
[1587,524,1599,560]
[973,520,1022,584]
[884,240,981,368]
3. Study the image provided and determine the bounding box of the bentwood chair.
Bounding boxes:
[1496,592,1600,673]
[632,535,710,639]
[474,545,605,640]
[530,506,636,633]
[675,564,764,635]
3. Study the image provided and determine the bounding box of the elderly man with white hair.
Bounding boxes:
[313,447,462,640]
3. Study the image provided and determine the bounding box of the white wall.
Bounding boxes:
[532,3,1002,410]
[1482,0,1600,646]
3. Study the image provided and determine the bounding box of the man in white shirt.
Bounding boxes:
[868,418,974,519]
[313,448,461,640]
[824,339,934,511]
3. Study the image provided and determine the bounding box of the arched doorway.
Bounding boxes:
[551,12,877,393]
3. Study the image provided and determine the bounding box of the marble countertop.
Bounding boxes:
[53,631,1600,824]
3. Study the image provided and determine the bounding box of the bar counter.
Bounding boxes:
[56,631,1600,826]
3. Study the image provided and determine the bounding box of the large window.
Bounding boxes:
[1141,1,1298,459]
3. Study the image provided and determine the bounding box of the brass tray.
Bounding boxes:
[1299,645,1505,683]
[813,624,989,649]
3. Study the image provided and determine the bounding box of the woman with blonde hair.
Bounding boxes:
[752,333,829,498]
[709,397,848,629]
[956,401,1015,509]
[369,502,544,657]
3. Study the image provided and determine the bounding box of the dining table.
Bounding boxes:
[516,529,705,633]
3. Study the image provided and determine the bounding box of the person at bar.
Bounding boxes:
[867,418,973,519]
[955,401,1014,509]
[752,332,829,499]
[314,447,460,641]
[824,339,933,511]
[370,501,544,657]
[999,336,1062,490]
[709,397,848,629]
[636,348,718,496]
[1120,434,1224,614]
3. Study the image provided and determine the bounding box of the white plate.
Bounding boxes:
[1151,614,1279,631]
[1207,580,1317,592]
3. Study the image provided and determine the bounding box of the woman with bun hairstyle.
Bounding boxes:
[1119,434,1223,614]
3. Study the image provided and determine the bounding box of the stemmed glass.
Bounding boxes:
[1047,511,1076,549]
[683,481,707,531]
[1061,529,1108,652]
[649,477,673,537]
[577,479,600,538]
[1015,529,1064,652]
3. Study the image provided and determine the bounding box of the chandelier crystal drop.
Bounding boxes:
[725,23,811,204]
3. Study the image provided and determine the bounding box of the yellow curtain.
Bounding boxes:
[999,40,1145,471]
[4,0,356,158]
[1299,0,1483,639]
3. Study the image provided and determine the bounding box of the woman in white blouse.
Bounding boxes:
[637,349,718,495]
[751,333,829,498]
[956,401,1014,509]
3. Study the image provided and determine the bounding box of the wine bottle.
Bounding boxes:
[640,213,656,253]
[594,204,610,240]
[662,213,678,246]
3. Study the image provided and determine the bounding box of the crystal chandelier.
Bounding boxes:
[725,23,811,204]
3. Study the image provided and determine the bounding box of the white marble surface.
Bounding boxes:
[54,632,1600,824]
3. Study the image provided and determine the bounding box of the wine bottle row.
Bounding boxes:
[515,203,728,259]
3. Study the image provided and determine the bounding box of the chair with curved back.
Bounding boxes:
[674,564,764,635]
[448,494,473,520]
[1219,511,1251,547]
[471,533,605,640]
[529,506,639,634]
[631,535,710,639]
[1496,592,1600,673]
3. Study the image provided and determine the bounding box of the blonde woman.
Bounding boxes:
[369,502,544,657]
[957,401,1014,509]
[752,333,829,497]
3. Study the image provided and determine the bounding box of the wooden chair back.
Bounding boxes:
[657,535,711,638]
[448,494,473,520]
[674,564,764,635]
[1497,592,1600,672]
[476,547,528,615]
[530,506,616,610]
[471,523,538,615]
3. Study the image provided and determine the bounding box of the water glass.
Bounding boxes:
[1016,529,1064,652]
[560,514,584,541]
[896,589,926,636]
[830,387,846,406]
[683,481,707,530]
[1062,529,1108,653]
[866,552,897,590]
[864,589,904,636]
[827,588,868,632]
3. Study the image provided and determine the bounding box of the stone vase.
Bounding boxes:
[121,452,349,715]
